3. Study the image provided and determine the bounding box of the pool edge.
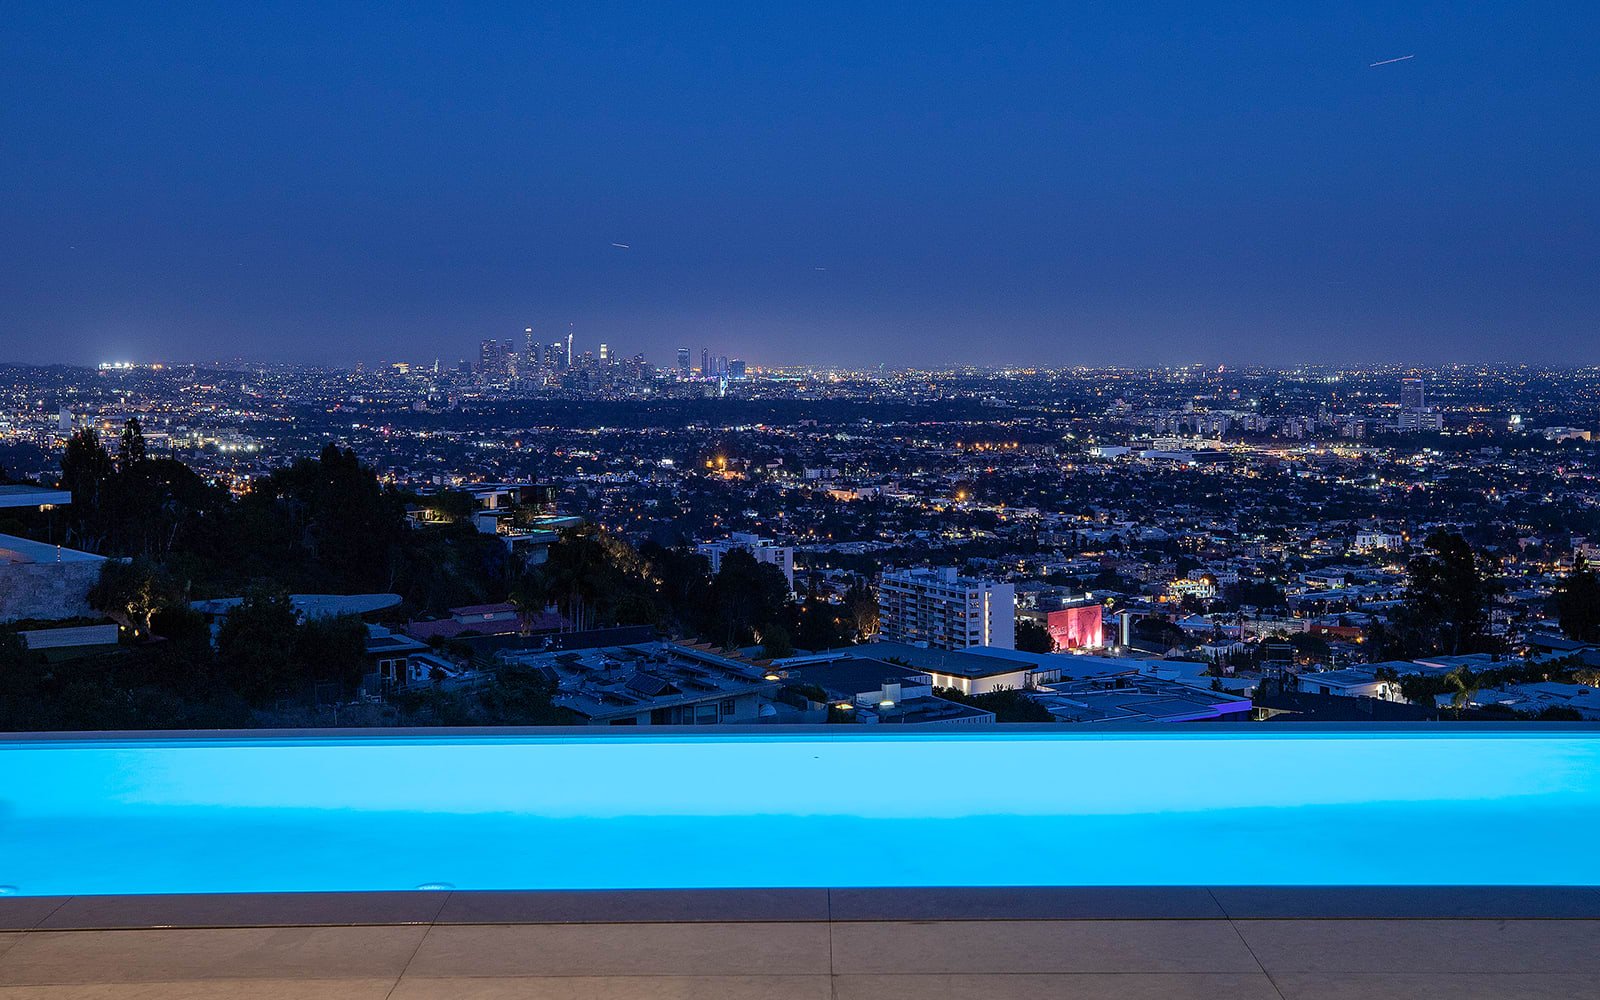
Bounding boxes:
[7,886,1600,930]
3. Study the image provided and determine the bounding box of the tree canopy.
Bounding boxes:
[1556,557,1600,643]
[1390,530,1498,657]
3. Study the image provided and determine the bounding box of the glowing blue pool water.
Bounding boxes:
[2,729,1597,895]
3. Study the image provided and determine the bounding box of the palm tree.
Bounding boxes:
[508,581,549,636]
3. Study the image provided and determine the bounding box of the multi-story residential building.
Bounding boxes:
[1354,529,1406,552]
[697,532,795,587]
[877,567,1015,650]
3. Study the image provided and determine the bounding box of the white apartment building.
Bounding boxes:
[1354,529,1405,552]
[696,532,795,588]
[877,567,1015,650]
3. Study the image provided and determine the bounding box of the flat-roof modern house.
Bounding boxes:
[404,602,569,641]
[1030,676,1253,723]
[0,484,73,509]
[0,532,107,623]
[1296,667,1403,701]
[815,640,1050,694]
[496,641,780,726]
[780,656,996,726]
[190,593,403,622]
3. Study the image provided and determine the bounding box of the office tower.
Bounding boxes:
[1401,377,1425,410]
[549,342,564,370]
[701,348,709,377]
[566,330,574,368]
[718,355,728,377]
[729,359,746,379]
[599,343,610,362]
[1397,408,1444,431]
[478,339,505,380]
[877,567,1016,651]
[677,348,691,375]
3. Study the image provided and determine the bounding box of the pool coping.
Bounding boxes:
[6,886,1600,930]
[9,721,1600,742]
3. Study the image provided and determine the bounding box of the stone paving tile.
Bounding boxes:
[405,923,831,978]
[39,892,450,930]
[436,889,828,924]
[830,920,1263,975]
[1235,919,1600,974]
[832,972,1285,999]
[0,979,397,998]
[391,974,833,999]
[1211,886,1600,919]
[0,927,427,985]
[1272,972,1600,1000]
[830,887,1226,921]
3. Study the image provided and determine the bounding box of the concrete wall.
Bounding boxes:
[0,561,104,622]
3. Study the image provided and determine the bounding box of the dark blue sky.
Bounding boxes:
[2,2,1596,367]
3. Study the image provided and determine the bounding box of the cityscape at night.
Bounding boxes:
[3,2,1599,997]
[5,355,1600,723]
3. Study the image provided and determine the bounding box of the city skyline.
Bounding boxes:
[4,2,1598,367]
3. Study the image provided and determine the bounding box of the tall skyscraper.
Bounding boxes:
[729,359,746,379]
[478,339,506,380]
[566,330,574,368]
[599,343,610,362]
[1401,377,1425,410]
[677,348,691,375]
[701,348,709,377]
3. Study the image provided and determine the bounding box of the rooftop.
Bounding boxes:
[782,656,930,699]
[829,641,1042,680]
[0,485,72,509]
[500,641,778,722]
[1033,677,1253,723]
[190,593,402,619]
[0,534,106,565]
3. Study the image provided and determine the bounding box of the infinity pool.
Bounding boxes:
[2,728,1596,896]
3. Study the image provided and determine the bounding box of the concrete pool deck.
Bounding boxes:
[2,888,1600,998]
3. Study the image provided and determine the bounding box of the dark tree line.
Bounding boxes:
[2,432,897,729]
[1370,530,1500,660]
[50,425,511,608]
[1556,557,1600,643]
[516,527,874,656]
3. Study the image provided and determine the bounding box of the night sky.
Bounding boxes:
[2,2,1596,367]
